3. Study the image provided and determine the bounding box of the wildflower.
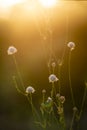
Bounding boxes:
[26,86,35,94]
[67,42,75,51]
[7,46,17,55]
[42,89,46,93]
[73,107,78,112]
[51,62,56,68]
[47,97,52,103]
[59,96,65,104]
[49,74,59,83]
[41,97,53,113]
[46,97,53,112]
[56,93,60,98]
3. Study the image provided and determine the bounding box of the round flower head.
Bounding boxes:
[51,62,56,68]
[47,97,52,103]
[73,107,78,112]
[67,42,75,51]
[26,86,35,94]
[59,96,65,104]
[7,46,17,55]
[56,93,60,98]
[42,89,46,93]
[49,74,59,83]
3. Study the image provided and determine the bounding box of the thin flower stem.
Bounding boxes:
[70,111,76,130]
[58,65,61,94]
[12,55,25,91]
[51,82,56,98]
[52,67,55,74]
[51,83,54,98]
[27,95,36,119]
[78,82,87,120]
[68,51,75,107]
[12,76,26,96]
[27,94,40,122]
[43,93,45,103]
[52,112,59,126]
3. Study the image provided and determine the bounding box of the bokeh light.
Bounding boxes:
[39,0,57,8]
[0,0,25,8]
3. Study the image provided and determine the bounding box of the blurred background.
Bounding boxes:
[0,0,87,130]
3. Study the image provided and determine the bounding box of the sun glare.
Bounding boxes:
[39,0,57,8]
[0,0,25,8]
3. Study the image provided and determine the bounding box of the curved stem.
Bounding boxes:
[26,94,40,121]
[12,76,26,96]
[79,82,87,120]
[70,111,76,130]
[12,55,25,91]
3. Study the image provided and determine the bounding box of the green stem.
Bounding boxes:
[43,93,45,103]
[58,65,61,94]
[52,67,55,74]
[79,82,87,120]
[68,51,75,107]
[27,94,40,122]
[70,111,76,130]
[51,82,56,98]
[12,76,26,96]
[12,55,25,91]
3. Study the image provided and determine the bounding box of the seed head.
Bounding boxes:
[49,74,59,83]
[7,46,17,55]
[59,96,65,104]
[26,86,35,94]
[67,42,75,51]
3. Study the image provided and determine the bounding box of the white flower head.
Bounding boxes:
[73,107,78,112]
[59,96,65,104]
[49,74,59,83]
[42,89,46,93]
[7,46,17,55]
[67,42,75,51]
[26,86,35,94]
[47,97,52,103]
[51,62,56,68]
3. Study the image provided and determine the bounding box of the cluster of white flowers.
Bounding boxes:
[7,46,17,55]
